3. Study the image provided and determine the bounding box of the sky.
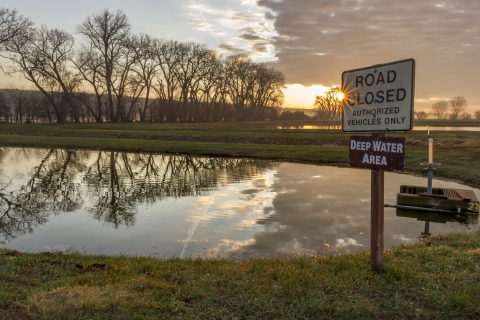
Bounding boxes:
[1,0,479,113]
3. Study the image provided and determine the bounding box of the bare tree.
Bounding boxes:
[172,42,211,122]
[415,111,428,120]
[460,112,471,120]
[109,36,140,122]
[77,9,131,122]
[129,34,159,122]
[194,50,222,122]
[0,8,33,45]
[474,110,480,120]
[248,64,285,120]
[0,90,10,123]
[206,56,231,122]
[449,96,467,120]
[4,87,26,123]
[3,88,43,123]
[430,100,448,119]
[2,25,79,123]
[152,39,184,122]
[224,55,254,121]
[314,87,342,120]
[72,44,106,122]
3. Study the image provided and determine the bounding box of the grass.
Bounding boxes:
[1,231,480,319]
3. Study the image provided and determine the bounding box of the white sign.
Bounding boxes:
[342,59,415,133]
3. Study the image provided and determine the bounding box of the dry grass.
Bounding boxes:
[1,231,480,319]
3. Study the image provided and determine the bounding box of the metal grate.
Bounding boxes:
[442,189,466,200]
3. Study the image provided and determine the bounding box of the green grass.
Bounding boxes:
[1,231,480,319]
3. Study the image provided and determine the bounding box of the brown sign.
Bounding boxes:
[349,136,406,171]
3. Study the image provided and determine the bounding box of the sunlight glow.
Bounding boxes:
[336,92,345,101]
[283,84,331,109]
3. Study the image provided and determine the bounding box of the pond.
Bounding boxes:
[1,147,478,259]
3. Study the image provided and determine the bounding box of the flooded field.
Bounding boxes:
[1,147,478,259]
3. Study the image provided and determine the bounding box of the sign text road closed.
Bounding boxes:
[342,59,415,133]
[349,136,406,171]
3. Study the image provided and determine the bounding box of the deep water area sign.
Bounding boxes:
[342,59,415,133]
[349,136,406,171]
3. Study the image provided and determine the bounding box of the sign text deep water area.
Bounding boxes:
[349,136,406,171]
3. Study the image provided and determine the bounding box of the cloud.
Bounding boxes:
[240,26,258,33]
[264,11,276,20]
[231,13,254,21]
[184,0,278,61]
[251,41,271,53]
[240,24,270,33]
[218,42,249,56]
[257,0,480,107]
[414,96,449,103]
[238,33,265,41]
[186,13,212,32]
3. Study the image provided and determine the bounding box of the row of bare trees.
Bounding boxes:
[0,89,63,123]
[0,8,285,124]
[430,96,479,120]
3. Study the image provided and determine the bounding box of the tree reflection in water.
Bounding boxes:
[0,148,85,243]
[0,147,276,242]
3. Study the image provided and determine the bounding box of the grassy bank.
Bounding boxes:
[0,121,479,187]
[1,231,480,319]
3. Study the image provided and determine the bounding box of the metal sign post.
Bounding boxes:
[342,59,415,270]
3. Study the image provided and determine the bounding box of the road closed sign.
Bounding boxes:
[342,59,415,133]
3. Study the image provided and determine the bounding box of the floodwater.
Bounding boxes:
[1,147,478,259]
[277,125,480,131]
[413,126,480,132]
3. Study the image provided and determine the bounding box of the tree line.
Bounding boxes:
[425,96,479,120]
[0,8,286,124]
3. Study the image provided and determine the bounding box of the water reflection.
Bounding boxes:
[276,125,480,131]
[277,125,342,130]
[0,148,275,243]
[1,147,479,258]
[0,149,84,243]
[395,209,478,238]
[413,126,480,132]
